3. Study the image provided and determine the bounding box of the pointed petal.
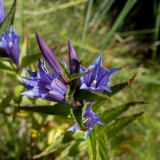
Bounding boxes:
[80,83,88,90]
[68,41,79,74]
[23,68,37,77]
[35,33,63,74]
[110,68,121,75]
[67,123,79,132]
[97,119,105,125]
[85,130,91,138]
[20,89,35,98]
[41,93,48,99]
[98,68,121,86]
[93,54,102,66]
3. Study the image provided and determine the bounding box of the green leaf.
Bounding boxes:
[0,0,17,38]
[70,102,89,130]
[74,89,110,101]
[69,69,93,81]
[105,112,144,139]
[93,100,106,112]
[0,61,16,74]
[97,133,109,160]
[100,101,147,125]
[65,85,76,103]
[87,128,96,160]
[19,28,29,65]
[92,81,128,112]
[70,108,83,129]
[21,53,41,67]
[103,82,128,97]
[65,85,71,101]
[19,103,71,117]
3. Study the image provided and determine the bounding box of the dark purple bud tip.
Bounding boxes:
[68,41,79,74]
[35,33,63,74]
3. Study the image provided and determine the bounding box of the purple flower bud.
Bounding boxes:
[79,54,121,93]
[0,0,6,23]
[68,41,78,74]
[0,26,21,65]
[21,59,68,103]
[67,103,104,138]
[36,33,63,74]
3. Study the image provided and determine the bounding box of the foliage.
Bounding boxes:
[0,0,160,160]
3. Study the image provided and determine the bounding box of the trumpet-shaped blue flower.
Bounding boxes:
[0,26,21,65]
[21,33,80,103]
[0,0,6,23]
[79,54,121,93]
[21,59,68,103]
[68,103,104,138]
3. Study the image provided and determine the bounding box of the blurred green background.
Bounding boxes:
[0,0,160,159]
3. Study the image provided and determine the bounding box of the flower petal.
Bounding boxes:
[68,41,79,74]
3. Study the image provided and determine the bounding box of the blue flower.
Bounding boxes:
[21,33,80,103]
[68,41,79,74]
[0,0,6,23]
[36,33,79,83]
[67,103,104,138]
[21,59,68,103]
[79,54,121,93]
[0,26,21,65]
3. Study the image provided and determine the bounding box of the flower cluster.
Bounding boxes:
[21,33,121,138]
[0,0,21,66]
[67,103,105,138]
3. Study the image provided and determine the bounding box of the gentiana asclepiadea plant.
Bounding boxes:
[21,33,121,138]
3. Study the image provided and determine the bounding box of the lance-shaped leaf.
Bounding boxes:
[74,89,110,101]
[0,0,16,38]
[97,133,109,160]
[87,129,97,160]
[68,41,79,74]
[70,102,89,130]
[93,100,106,112]
[104,71,144,97]
[35,33,63,74]
[19,103,71,117]
[0,61,16,74]
[21,53,41,68]
[99,101,147,125]
[103,82,128,97]
[105,112,144,139]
